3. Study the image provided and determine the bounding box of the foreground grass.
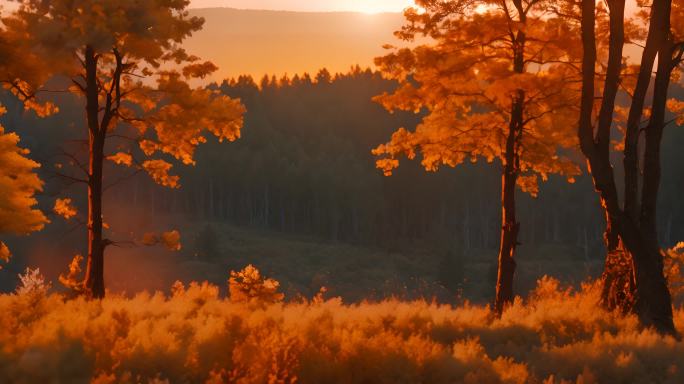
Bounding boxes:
[0,276,682,384]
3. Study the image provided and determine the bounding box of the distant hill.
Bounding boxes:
[186,8,406,82]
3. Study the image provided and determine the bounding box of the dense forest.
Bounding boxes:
[2,67,684,301]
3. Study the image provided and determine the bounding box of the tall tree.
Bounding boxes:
[3,0,245,298]
[372,0,581,313]
[577,0,678,334]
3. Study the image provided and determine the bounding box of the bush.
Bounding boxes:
[228,264,284,305]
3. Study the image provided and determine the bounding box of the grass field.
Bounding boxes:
[1,275,682,384]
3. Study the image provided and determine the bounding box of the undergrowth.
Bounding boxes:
[0,255,683,383]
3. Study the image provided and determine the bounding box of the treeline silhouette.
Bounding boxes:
[4,67,684,257]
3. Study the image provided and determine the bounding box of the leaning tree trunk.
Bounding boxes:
[602,0,671,312]
[83,45,106,299]
[594,0,636,312]
[579,0,675,335]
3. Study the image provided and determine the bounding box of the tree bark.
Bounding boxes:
[494,1,525,313]
[83,45,106,299]
[623,0,670,221]
[578,0,676,335]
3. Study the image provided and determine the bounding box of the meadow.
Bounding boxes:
[1,261,683,384]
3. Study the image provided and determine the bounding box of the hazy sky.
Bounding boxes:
[190,0,415,13]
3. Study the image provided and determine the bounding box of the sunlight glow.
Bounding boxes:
[188,0,415,13]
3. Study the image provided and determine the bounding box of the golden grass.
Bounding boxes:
[0,274,682,384]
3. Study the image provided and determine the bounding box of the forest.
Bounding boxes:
[1,0,684,383]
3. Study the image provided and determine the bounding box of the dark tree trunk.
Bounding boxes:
[578,0,675,335]
[494,3,525,313]
[83,45,106,299]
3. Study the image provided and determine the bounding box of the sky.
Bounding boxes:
[189,0,415,13]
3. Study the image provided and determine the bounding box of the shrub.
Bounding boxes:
[228,264,284,305]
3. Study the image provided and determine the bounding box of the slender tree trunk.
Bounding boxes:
[641,32,674,249]
[494,138,519,313]
[83,45,105,298]
[494,2,526,314]
[624,0,670,221]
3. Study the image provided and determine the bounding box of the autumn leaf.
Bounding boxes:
[141,230,182,251]
[54,198,77,220]
[142,160,180,188]
[667,99,684,125]
[107,152,133,167]
[160,230,181,251]
[0,242,10,268]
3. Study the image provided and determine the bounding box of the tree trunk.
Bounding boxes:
[579,0,675,334]
[624,0,670,222]
[494,2,525,314]
[83,45,106,299]
[494,151,519,314]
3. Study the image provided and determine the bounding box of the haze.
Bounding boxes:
[190,0,414,13]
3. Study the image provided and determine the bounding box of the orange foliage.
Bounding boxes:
[0,104,47,267]
[106,152,133,167]
[2,0,245,213]
[667,99,684,125]
[373,1,581,194]
[228,264,285,305]
[141,230,182,251]
[59,254,85,293]
[53,198,77,220]
[142,160,180,189]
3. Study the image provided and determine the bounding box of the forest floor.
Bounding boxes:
[92,221,605,304]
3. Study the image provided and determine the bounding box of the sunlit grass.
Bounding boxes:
[0,273,682,383]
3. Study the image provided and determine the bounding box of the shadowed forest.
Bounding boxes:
[1,0,684,383]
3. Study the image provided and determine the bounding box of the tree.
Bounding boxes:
[372,0,581,313]
[4,0,245,298]
[576,0,679,334]
[0,107,47,268]
[0,15,60,269]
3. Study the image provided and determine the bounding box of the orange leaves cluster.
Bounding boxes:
[228,264,284,305]
[58,254,84,293]
[53,198,77,220]
[134,72,245,167]
[667,99,684,125]
[373,1,582,194]
[0,120,47,236]
[4,0,246,191]
[106,152,133,167]
[142,160,180,189]
[0,242,10,269]
[142,230,182,251]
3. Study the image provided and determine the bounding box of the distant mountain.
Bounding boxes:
[186,8,406,82]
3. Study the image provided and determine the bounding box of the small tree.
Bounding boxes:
[4,0,246,298]
[373,0,581,313]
